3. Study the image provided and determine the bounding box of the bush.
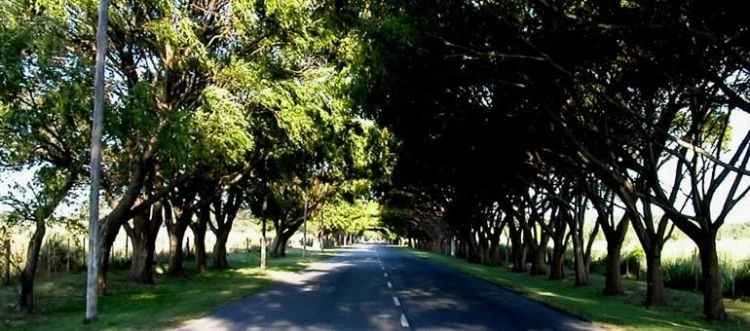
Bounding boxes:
[621,248,644,279]
[589,256,607,275]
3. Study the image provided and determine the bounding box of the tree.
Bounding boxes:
[585,181,629,295]
[0,2,89,311]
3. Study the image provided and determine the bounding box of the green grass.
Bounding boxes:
[0,247,338,330]
[403,248,750,331]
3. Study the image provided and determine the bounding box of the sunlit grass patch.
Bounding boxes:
[0,247,337,330]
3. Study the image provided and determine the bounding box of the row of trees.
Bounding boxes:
[0,0,391,313]
[354,0,750,322]
[2,0,748,324]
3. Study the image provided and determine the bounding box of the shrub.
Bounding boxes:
[621,248,644,279]
[589,256,607,275]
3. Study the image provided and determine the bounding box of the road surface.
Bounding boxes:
[179,245,599,331]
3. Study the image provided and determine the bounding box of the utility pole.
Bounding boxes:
[302,194,308,258]
[319,205,325,252]
[86,0,110,321]
[260,196,267,270]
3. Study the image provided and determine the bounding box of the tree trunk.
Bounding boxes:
[480,240,490,265]
[584,222,600,274]
[97,221,121,294]
[645,250,668,306]
[19,221,45,312]
[208,187,242,268]
[260,218,267,270]
[549,239,565,280]
[488,238,501,266]
[699,237,726,321]
[213,231,230,269]
[194,229,207,273]
[604,239,624,295]
[457,239,466,258]
[270,230,290,257]
[530,245,547,276]
[167,226,186,276]
[191,206,209,274]
[509,225,525,272]
[504,235,510,265]
[529,231,550,276]
[128,236,156,283]
[127,204,163,283]
[165,188,197,277]
[511,239,526,272]
[572,232,588,286]
[465,234,481,263]
[185,237,192,259]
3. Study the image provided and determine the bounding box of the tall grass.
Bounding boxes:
[588,246,750,298]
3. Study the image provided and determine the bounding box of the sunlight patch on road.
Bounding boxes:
[267,261,353,285]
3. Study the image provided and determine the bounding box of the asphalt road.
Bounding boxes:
[179,245,599,331]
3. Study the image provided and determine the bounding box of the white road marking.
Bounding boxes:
[387,281,393,288]
[393,296,401,307]
[400,313,410,328]
[384,272,388,277]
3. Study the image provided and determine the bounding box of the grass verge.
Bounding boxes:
[403,248,750,331]
[0,247,338,330]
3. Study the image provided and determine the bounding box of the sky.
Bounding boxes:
[654,110,750,224]
[2,112,750,223]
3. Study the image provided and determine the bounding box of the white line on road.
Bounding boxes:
[384,272,388,277]
[400,313,410,328]
[387,281,393,288]
[393,296,401,307]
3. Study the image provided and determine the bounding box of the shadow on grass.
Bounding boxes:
[405,248,750,331]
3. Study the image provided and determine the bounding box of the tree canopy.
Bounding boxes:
[1,0,749,324]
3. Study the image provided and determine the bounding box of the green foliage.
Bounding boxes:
[317,200,382,236]
[719,223,750,240]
